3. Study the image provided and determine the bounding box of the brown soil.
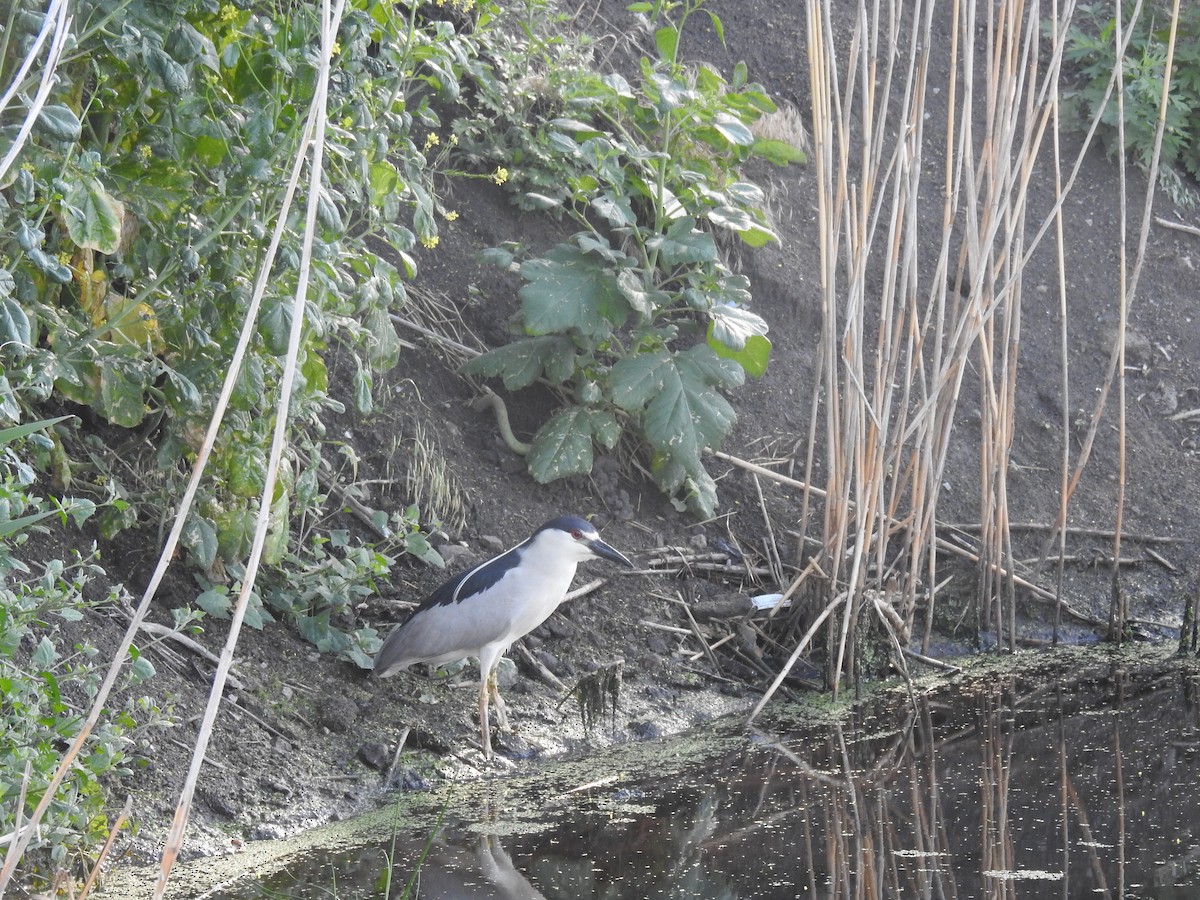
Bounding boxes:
[24,0,1200,877]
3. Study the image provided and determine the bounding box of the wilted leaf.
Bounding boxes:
[364,306,401,370]
[103,294,165,353]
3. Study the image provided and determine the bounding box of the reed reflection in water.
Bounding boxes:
[231,671,1200,899]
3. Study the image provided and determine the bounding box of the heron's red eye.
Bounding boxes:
[571,529,583,540]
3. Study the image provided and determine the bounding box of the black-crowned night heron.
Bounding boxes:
[373,515,634,759]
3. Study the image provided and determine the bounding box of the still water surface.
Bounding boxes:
[224,667,1200,899]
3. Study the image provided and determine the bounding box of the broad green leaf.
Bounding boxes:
[259,299,291,356]
[752,137,807,166]
[0,297,32,351]
[616,270,669,319]
[610,346,741,494]
[369,160,400,205]
[0,376,19,425]
[519,245,629,339]
[590,409,622,449]
[64,177,125,255]
[706,205,754,233]
[712,113,755,147]
[128,647,156,683]
[100,361,146,427]
[591,192,637,227]
[196,587,232,618]
[170,22,219,71]
[35,104,81,142]
[478,246,515,269]
[182,514,219,571]
[708,304,770,350]
[193,134,228,167]
[655,25,679,61]
[736,222,778,248]
[33,636,56,669]
[364,305,401,370]
[216,506,255,561]
[646,218,717,265]
[229,448,267,498]
[461,335,577,389]
[528,407,596,482]
[145,44,189,94]
[708,326,772,379]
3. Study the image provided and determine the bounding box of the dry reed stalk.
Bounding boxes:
[779,0,1171,705]
[153,3,348,895]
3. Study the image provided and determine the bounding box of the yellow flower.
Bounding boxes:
[138,145,153,161]
[444,210,459,221]
[449,133,459,146]
[490,166,509,185]
[424,133,440,151]
[220,4,237,22]
[332,40,341,55]
[421,235,440,249]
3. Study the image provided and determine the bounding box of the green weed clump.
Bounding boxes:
[1060,2,1200,205]
[458,0,803,516]
[1,422,170,889]
[0,0,491,660]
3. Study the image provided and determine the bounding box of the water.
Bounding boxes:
[219,666,1200,899]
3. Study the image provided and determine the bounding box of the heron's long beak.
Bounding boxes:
[588,538,634,568]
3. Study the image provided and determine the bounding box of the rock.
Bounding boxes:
[389,768,431,791]
[629,720,662,741]
[316,697,359,734]
[646,634,672,655]
[437,543,474,566]
[493,731,541,760]
[261,776,292,796]
[203,792,240,819]
[480,534,505,551]
[357,741,391,771]
[249,822,289,842]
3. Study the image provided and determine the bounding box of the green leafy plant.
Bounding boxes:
[458,0,802,515]
[1060,2,1200,205]
[0,416,166,886]
[1,0,493,651]
[0,553,170,887]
